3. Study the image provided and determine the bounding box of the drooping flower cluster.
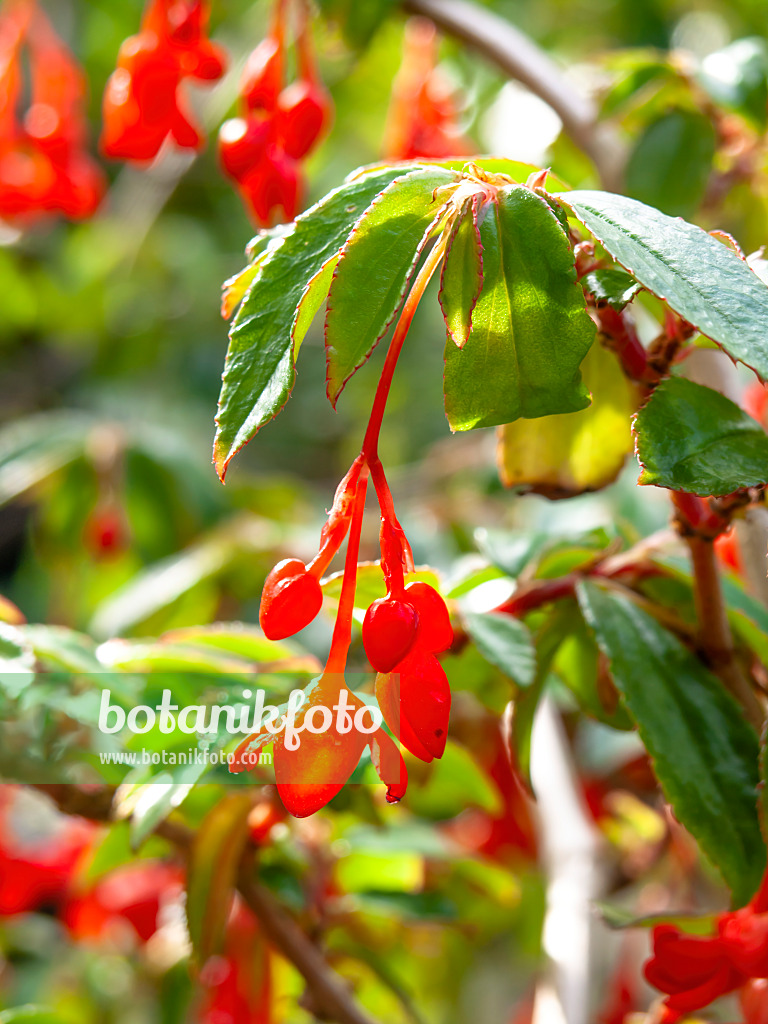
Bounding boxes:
[101,0,226,163]
[233,435,454,816]
[218,0,332,226]
[383,16,471,161]
[0,0,104,222]
[645,870,768,1019]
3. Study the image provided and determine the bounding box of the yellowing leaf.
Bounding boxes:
[497,341,636,497]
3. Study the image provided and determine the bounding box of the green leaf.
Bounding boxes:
[625,109,716,218]
[324,167,454,405]
[129,766,205,850]
[439,197,483,347]
[760,722,768,846]
[582,268,641,310]
[595,901,717,934]
[444,186,594,430]
[20,624,101,673]
[510,606,570,785]
[473,529,550,579]
[321,564,441,621]
[558,189,768,379]
[214,167,419,479]
[0,411,91,505]
[462,611,535,688]
[186,793,252,966]
[315,0,394,48]
[497,341,635,497]
[89,515,280,638]
[698,38,768,129]
[634,376,768,494]
[553,603,632,729]
[0,623,35,697]
[0,1007,67,1024]
[577,580,764,905]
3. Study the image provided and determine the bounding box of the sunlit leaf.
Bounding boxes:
[444,185,594,430]
[214,167,419,479]
[634,376,768,494]
[324,166,454,405]
[559,190,768,378]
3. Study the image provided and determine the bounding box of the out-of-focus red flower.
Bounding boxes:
[101,0,226,163]
[64,860,184,945]
[441,725,537,863]
[742,977,768,1024]
[247,790,287,844]
[645,870,768,1018]
[597,955,640,1023]
[0,787,96,916]
[198,902,272,1024]
[383,17,471,161]
[0,0,105,222]
[743,381,768,427]
[714,527,744,575]
[83,500,130,559]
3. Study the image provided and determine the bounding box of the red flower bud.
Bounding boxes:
[275,79,331,159]
[218,115,272,180]
[238,148,301,226]
[404,581,453,653]
[376,669,434,762]
[362,595,419,673]
[377,650,450,760]
[259,558,323,640]
[241,37,283,112]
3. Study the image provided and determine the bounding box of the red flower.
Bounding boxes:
[198,903,272,1024]
[645,871,768,1016]
[64,860,184,945]
[217,0,332,227]
[101,0,226,163]
[383,17,471,161]
[0,786,95,916]
[231,675,407,818]
[0,0,104,222]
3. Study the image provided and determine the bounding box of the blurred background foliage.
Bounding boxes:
[2,0,768,1021]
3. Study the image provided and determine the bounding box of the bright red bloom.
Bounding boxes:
[743,380,768,427]
[218,0,331,227]
[714,527,743,575]
[0,0,104,222]
[363,594,419,673]
[259,557,323,640]
[645,872,768,1016]
[64,860,184,944]
[231,675,406,818]
[101,0,226,163]
[742,978,768,1024]
[383,17,471,161]
[198,902,272,1024]
[0,786,95,916]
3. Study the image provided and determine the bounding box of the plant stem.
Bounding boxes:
[361,239,446,462]
[325,470,369,674]
[686,534,764,730]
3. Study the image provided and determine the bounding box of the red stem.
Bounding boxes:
[361,239,447,463]
[319,236,447,674]
[325,470,369,675]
